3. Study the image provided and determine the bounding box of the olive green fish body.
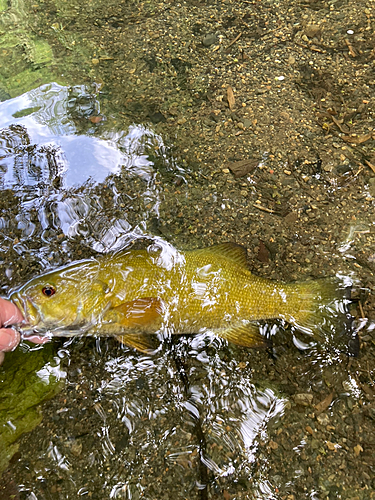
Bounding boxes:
[10,243,352,351]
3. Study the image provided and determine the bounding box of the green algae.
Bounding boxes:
[0,0,64,99]
[0,343,63,475]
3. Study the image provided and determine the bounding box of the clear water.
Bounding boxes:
[0,1,375,499]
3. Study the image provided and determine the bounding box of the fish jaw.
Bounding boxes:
[10,292,47,336]
[10,292,79,338]
[10,289,110,338]
[10,291,74,337]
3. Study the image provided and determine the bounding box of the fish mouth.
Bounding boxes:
[11,292,105,339]
[10,292,23,316]
[10,293,44,337]
[11,294,86,337]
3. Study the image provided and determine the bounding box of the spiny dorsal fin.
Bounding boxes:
[218,323,265,348]
[204,243,249,268]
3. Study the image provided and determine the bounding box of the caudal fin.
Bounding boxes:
[290,279,359,356]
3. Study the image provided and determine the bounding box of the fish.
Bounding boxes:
[10,242,358,354]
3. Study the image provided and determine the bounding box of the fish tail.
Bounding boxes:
[288,278,359,356]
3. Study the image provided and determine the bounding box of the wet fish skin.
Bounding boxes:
[10,242,349,351]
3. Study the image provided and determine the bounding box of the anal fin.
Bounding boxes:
[116,333,159,353]
[218,323,265,348]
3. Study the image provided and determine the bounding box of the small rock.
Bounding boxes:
[368,177,375,197]
[227,158,258,177]
[294,393,313,406]
[202,34,218,47]
[269,440,278,450]
[70,441,83,457]
[353,444,363,456]
[305,425,314,435]
[284,212,298,224]
[316,413,330,426]
[336,164,352,175]
[315,392,334,413]
[89,116,102,124]
[223,490,231,500]
[304,24,322,39]
[227,86,235,110]
[326,441,337,452]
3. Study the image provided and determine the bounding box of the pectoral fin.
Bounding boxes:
[218,324,265,348]
[104,297,163,329]
[116,333,159,353]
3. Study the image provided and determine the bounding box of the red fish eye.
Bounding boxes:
[42,286,56,297]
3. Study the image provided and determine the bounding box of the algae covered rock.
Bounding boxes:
[0,0,57,99]
[0,342,64,475]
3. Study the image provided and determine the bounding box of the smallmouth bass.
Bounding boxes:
[10,242,358,353]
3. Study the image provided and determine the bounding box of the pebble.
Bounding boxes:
[317,413,330,426]
[269,440,279,450]
[304,25,321,38]
[368,177,375,197]
[326,441,337,452]
[353,444,363,456]
[202,34,218,47]
[294,393,313,406]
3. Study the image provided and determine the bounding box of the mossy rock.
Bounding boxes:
[0,342,63,476]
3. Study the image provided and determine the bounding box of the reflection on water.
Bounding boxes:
[0,82,169,187]
[15,339,286,499]
[0,83,184,266]
[99,342,286,498]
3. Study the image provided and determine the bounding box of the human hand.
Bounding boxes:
[0,297,48,365]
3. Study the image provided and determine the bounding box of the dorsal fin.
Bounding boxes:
[203,243,249,268]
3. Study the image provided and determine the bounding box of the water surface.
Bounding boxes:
[1,0,375,499]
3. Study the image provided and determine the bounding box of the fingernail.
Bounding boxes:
[0,330,16,350]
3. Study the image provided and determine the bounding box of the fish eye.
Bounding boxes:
[42,285,56,297]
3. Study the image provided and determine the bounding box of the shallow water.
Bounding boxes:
[1,0,375,499]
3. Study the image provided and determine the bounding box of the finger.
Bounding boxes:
[0,297,24,326]
[26,335,50,345]
[0,328,20,352]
